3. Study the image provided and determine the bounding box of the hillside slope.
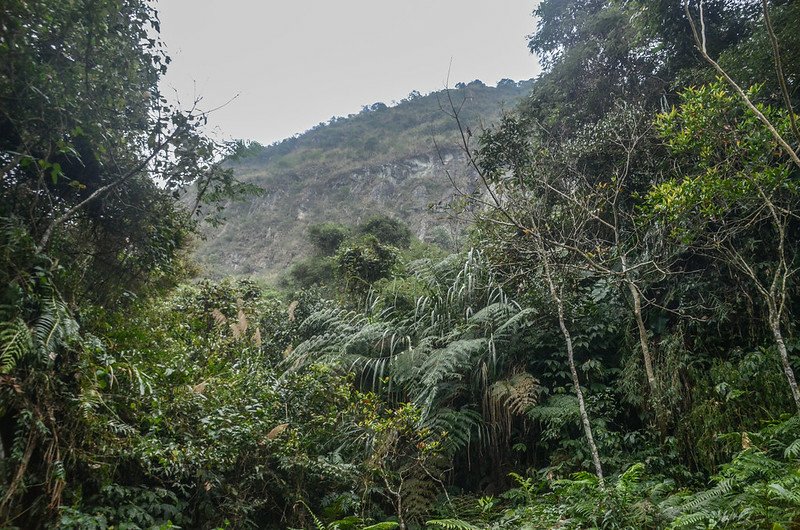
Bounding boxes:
[194,79,534,280]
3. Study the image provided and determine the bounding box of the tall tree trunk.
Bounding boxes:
[769,314,800,411]
[542,257,605,486]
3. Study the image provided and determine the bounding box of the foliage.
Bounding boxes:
[290,256,337,290]
[58,485,186,529]
[358,216,413,250]
[647,81,797,239]
[665,415,800,529]
[0,0,256,305]
[288,250,553,495]
[309,222,352,256]
[4,0,800,528]
[335,236,399,296]
[423,416,800,528]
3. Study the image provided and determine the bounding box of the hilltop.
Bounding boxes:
[192,79,534,280]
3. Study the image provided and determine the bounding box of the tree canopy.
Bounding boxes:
[2,0,800,528]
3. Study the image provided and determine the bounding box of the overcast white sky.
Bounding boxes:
[157,1,541,145]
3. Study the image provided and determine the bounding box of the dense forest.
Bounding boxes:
[1,0,800,529]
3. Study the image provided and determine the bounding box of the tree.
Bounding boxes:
[308,222,351,256]
[335,235,398,294]
[479,105,680,411]
[442,107,607,483]
[647,81,800,410]
[0,0,251,303]
[289,250,543,493]
[358,215,413,249]
[522,0,758,131]
[473,172,607,485]
[683,0,800,169]
[642,0,800,411]
[0,1,258,524]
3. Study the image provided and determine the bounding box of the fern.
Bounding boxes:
[489,371,540,416]
[769,482,800,506]
[34,297,77,362]
[360,523,399,530]
[423,407,483,454]
[402,475,438,524]
[299,500,329,530]
[616,462,645,495]
[284,249,539,498]
[662,420,800,528]
[783,437,800,459]
[0,317,32,373]
[415,338,488,412]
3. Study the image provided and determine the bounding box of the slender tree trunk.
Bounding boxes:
[542,256,605,486]
[384,475,406,530]
[769,315,800,411]
[627,280,657,395]
[619,256,657,397]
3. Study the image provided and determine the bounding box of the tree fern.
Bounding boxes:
[402,474,439,524]
[415,339,489,411]
[423,407,483,455]
[284,249,541,502]
[488,371,540,416]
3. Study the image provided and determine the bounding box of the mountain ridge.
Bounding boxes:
[193,79,535,280]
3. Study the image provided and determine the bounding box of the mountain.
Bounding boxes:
[193,79,534,281]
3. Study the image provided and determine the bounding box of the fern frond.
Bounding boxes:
[424,407,483,454]
[298,500,327,530]
[783,438,800,460]
[467,303,513,332]
[682,479,730,511]
[489,371,540,416]
[361,523,399,530]
[0,317,32,373]
[616,462,645,494]
[417,339,488,392]
[769,482,800,506]
[669,511,711,529]
[402,475,437,522]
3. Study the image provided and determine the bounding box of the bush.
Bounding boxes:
[308,222,351,256]
[357,216,412,249]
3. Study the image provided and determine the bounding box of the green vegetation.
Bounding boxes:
[2,0,800,529]
[287,216,441,299]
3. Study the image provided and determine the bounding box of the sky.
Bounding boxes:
[157,1,541,145]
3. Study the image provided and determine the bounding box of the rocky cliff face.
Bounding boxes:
[192,80,532,280]
[194,149,474,280]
